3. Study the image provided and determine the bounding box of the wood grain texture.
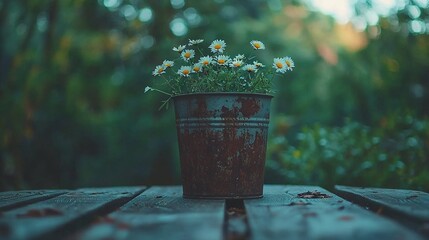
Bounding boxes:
[0,190,67,211]
[75,186,225,240]
[244,185,424,240]
[335,185,429,222]
[0,186,145,240]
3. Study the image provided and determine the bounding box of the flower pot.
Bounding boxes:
[173,93,272,199]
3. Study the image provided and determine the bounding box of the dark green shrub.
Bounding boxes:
[266,113,429,191]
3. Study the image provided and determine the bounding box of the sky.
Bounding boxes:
[306,0,404,24]
[306,0,429,33]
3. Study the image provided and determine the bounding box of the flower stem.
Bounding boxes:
[152,87,172,96]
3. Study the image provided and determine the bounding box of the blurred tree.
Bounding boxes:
[0,0,181,189]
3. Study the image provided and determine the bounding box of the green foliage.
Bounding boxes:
[266,113,429,191]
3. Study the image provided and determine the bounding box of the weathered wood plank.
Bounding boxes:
[244,185,424,240]
[335,185,429,238]
[335,185,429,222]
[0,186,145,240]
[0,190,67,211]
[74,186,225,240]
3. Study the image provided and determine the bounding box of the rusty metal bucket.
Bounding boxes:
[173,93,272,199]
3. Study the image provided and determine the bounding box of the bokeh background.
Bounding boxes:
[1,0,428,191]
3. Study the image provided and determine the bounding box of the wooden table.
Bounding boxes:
[0,185,428,240]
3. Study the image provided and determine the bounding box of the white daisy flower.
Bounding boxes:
[199,56,213,66]
[152,65,165,76]
[172,45,186,52]
[188,39,204,46]
[284,57,295,71]
[192,63,203,73]
[250,40,265,50]
[209,39,226,53]
[242,64,257,73]
[253,61,265,68]
[177,66,192,77]
[181,49,195,62]
[234,54,245,60]
[230,59,244,68]
[273,57,287,73]
[162,60,174,68]
[216,55,230,66]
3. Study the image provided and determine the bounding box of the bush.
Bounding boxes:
[266,112,429,192]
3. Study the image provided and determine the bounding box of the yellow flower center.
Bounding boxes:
[182,69,190,75]
[285,61,291,67]
[184,52,191,58]
[158,68,164,73]
[276,62,283,68]
[218,59,225,64]
[203,60,209,65]
[193,66,200,72]
[234,62,241,67]
[214,44,221,50]
[253,43,261,49]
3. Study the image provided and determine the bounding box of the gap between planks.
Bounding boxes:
[0,187,146,240]
[243,185,424,240]
[70,185,427,240]
[43,187,148,240]
[67,186,226,240]
[0,190,68,212]
[224,199,250,240]
[3,185,426,240]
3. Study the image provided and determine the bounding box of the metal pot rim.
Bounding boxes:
[172,92,274,99]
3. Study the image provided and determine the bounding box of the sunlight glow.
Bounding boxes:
[413,0,429,8]
[407,5,422,19]
[103,0,122,9]
[139,7,153,22]
[170,18,188,36]
[410,20,426,33]
[183,8,202,26]
[306,0,398,25]
[372,0,397,16]
[170,0,185,9]
[120,5,137,20]
[308,0,353,24]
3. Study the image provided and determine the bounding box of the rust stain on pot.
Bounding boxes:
[220,106,239,119]
[237,97,261,118]
[173,93,272,199]
[193,97,209,117]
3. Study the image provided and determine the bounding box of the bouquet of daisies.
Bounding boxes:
[146,39,294,108]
